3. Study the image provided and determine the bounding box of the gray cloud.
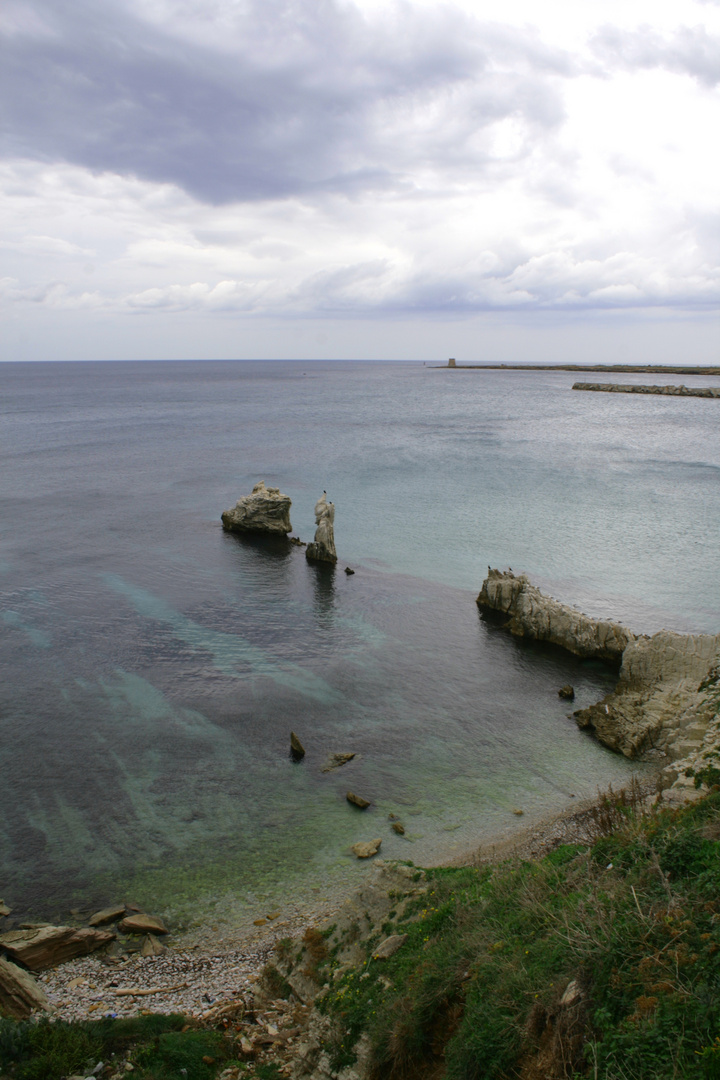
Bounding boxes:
[591,23,720,87]
[1,0,575,203]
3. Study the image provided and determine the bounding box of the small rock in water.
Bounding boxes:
[391,822,405,835]
[347,792,371,809]
[321,752,356,772]
[89,905,126,927]
[559,685,575,700]
[0,901,10,918]
[512,808,524,816]
[351,838,382,859]
[290,731,306,761]
[344,567,355,575]
[117,914,168,936]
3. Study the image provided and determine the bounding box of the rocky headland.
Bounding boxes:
[478,569,720,799]
[221,481,293,535]
[572,382,720,398]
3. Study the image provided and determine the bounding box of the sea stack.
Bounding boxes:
[221,481,292,535]
[306,491,338,564]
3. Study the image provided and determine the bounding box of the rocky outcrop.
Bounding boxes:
[89,903,126,927]
[477,569,632,662]
[0,956,49,1019]
[478,569,720,779]
[222,481,292,535]
[347,792,371,809]
[0,925,115,971]
[306,492,337,565]
[351,839,381,858]
[575,634,720,760]
[573,382,720,398]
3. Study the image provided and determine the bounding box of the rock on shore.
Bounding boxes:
[477,568,631,662]
[222,481,292,535]
[0,925,115,971]
[478,569,720,793]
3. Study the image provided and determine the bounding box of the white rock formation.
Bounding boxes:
[306,491,337,564]
[221,481,292,535]
[477,568,632,662]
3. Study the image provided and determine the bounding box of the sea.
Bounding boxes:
[2,360,719,929]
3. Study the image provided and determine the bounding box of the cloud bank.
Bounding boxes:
[0,0,718,358]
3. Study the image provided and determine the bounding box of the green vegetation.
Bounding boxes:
[0,1013,229,1080]
[315,789,720,1079]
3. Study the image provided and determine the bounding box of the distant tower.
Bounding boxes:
[448,358,456,368]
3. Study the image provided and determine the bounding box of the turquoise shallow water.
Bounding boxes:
[1,360,718,925]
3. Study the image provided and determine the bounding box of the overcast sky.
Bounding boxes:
[1,0,718,362]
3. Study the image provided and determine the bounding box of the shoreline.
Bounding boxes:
[35,776,662,1024]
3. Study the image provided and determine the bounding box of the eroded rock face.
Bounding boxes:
[306,492,337,564]
[0,956,48,1018]
[477,569,632,662]
[222,481,292,535]
[478,569,720,769]
[574,631,720,758]
[0,926,115,971]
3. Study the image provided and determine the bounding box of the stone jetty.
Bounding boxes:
[573,382,720,398]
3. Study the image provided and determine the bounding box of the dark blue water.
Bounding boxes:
[1,361,718,925]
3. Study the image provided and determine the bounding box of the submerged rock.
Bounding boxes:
[559,685,575,700]
[0,926,115,971]
[477,568,631,662]
[391,822,405,835]
[347,792,371,809]
[221,481,292,535]
[89,904,126,927]
[290,731,306,760]
[351,838,382,858]
[0,956,48,1019]
[306,492,337,564]
[321,752,356,772]
[117,914,168,935]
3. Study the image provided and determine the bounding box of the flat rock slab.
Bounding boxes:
[0,926,115,971]
[0,901,11,918]
[350,838,382,859]
[118,914,168,935]
[347,792,371,809]
[0,956,49,1018]
[89,904,127,927]
[321,752,356,773]
[372,934,408,960]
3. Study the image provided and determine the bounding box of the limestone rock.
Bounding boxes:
[344,567,355,575]
[221,481,292,535]
[0,926,115,971]
[477,569,632,662]
[321,752,355,773]
[391,822,405,835]
[372,934,407,960]
[350,838,381,859]
[0,956,49,1018]
[574,630,720,758]
[117,914,168,935]
[559,685,575,700]
[290,731,306,760]
[0,901,10,918]
[560,978,583,1007]
[140,933,167,957]
[89,904,126,927]
[346,792,371,809]
[306,492,337,565]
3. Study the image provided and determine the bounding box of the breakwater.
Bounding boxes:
[572,382,720,398]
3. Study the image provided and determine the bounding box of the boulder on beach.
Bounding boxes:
[89,904,126,927]
[321,752,355,773]
[290,731,306,760]
[141,933,167,957]
[306,492,337,564]
[0,926,115,971]
[347,792,371,809]
[221,481,292,535]
[117,914,168,936]
[351,838,382,859]
[0,956,48,1019]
